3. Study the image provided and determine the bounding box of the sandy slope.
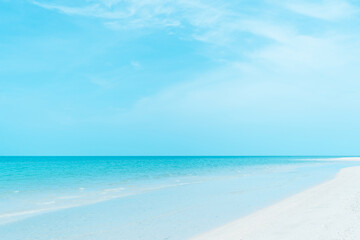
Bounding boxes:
[192,166,360,240]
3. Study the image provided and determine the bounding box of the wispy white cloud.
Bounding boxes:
[251,35,353,73]
[239,19,295,43]
[114,0,360,129]
[32,0,182,28]
[30,0,360,109]
[31,0,245,44]
[32,2,128,19]
[19,0,360,154]
[284,0,358,20]
[124,34,360,129]
[31,0,360,79]
[33,0,338,48]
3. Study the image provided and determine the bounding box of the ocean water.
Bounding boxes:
[0,156,359,240]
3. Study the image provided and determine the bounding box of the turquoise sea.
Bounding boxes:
[0,156,359,240]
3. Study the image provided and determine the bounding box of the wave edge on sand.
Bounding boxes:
[192,165,360,240]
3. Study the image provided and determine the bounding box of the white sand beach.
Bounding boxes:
[192,165,360,240]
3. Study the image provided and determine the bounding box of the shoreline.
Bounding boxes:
[307,157,360,162]
[1,157,359,239]
[192,165,360,240]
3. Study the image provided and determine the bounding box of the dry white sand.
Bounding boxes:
[192,165,360,240]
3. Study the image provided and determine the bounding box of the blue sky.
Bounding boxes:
[1,0,360,155]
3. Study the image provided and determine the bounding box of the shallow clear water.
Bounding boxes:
[0,156,358,239]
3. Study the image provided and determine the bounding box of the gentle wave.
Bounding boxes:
[0,180,204,225]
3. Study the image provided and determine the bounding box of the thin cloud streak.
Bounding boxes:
[284,0,358,20]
